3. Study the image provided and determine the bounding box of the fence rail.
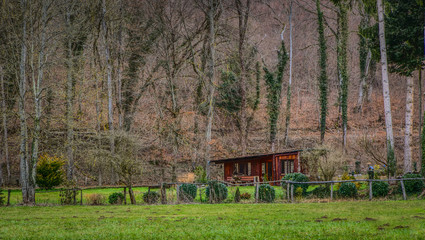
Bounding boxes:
[2,178,425,206]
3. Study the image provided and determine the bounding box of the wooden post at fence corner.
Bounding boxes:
[400,179,407,200]
[80,189,83,205]
[291,183,294,203]
[123,187,127,205]
[286,181,290,202]
[330,183,333,200]
[7,189,11,206]
[254,176,259,203]
[73,189,76,205]
[369,180,373,201]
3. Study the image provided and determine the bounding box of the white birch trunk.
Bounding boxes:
[205,0,216,179]
[283,0,293,146]
[357,50,371,111]
[377,0,395,150]
[404,76,414,173]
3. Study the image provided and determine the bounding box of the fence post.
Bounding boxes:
[369,180,373,201]
[400,179,407,200]
[330,183,333,200]
[255,177,259,203]
[123,187,127,205]
[176,184,180,204]
[7,189,11,206]
[199,186,202,203]
[286,181,290,202]
[73,189,76,205]
[161,183,167,204]
[291,183,294,203]
[80,189,83,205]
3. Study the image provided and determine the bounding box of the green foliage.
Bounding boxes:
[255,184,275,203]
[316,0,328,142]
[143,191,160,204]
[282,173,309,195]
[401,174,424,195]
[263,40,288,145]
[194,166,207,183]
[387,142,396,177]
[372,181,389,197]
[234,188,241,203]
[36,154,65,190]
[310,185,331,198]
[59,189,76,205]
[337,5,349,139]
[108,192,125,205]
[206,181,228,202]
[0,187,4,206]
[240,192,251,200]
[338,182,357,198]
[179,184,197,202]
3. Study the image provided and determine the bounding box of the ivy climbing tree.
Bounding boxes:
[263,40,288,152]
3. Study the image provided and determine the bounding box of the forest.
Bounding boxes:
[0,0,424,204]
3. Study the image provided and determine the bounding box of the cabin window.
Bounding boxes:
[281,160,294,174]
[233,162,251,175]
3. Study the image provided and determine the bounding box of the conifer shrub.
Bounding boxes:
[338,182,357,198]
[282,173,309,195]
[234,188,241,203]
[372,181,389,197]
[143,191,160,204]
[400,173,424,195]
[36,154,65,190]
[108,192,125,204]
[255,184,275,202]
[205,181,228,202]
[178,183,197,202]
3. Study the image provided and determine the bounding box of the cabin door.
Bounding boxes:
[266,161,273,181]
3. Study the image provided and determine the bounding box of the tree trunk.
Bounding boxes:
[19,0,30,203]
[377,0,395,176]
[419,69,422,170]
[236,0,250,155]
[404,76,414,173]
[65,5,74,181]
[283,0,293,146]
[0,66,10,185]
[205,0,216,179]
[128,184,136,204]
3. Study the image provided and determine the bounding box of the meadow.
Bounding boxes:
[1,200,425,239]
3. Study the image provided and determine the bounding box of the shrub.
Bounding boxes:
[59,189,77,205]
[338,182,357,198]
[337,172,362,190]
[240,192,251,200]
[178,183,197,202]
[86,194,106,205]
[206,181,228,202]
[0,187,4,206]
[255,184,275,202]
[108,192,125,205]
[194,166,207,183]
[400,173,424,195]
[143,191,160,204]
[372,181,389,197]
[234,188,241,203]
[36,154,65,190]
[310,185,331,198]
[282,173,309,195]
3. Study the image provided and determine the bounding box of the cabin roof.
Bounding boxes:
[211,149,303,164]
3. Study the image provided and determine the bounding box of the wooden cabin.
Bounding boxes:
[211,150,304,183]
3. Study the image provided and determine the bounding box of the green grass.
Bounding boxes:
[1,201,424,239]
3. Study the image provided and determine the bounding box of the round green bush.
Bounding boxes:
[179,183,197,202]
[255,184,275,202]
[372,181,389,197]
[338,182,357,198]
[400,173,424,195]
[310,185,331,198]
[282,173,309,195]
[205,181,228,202]
[108,192,125,204]
[143,191,160,204]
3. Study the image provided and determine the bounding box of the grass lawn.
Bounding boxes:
[1,200,424,239]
